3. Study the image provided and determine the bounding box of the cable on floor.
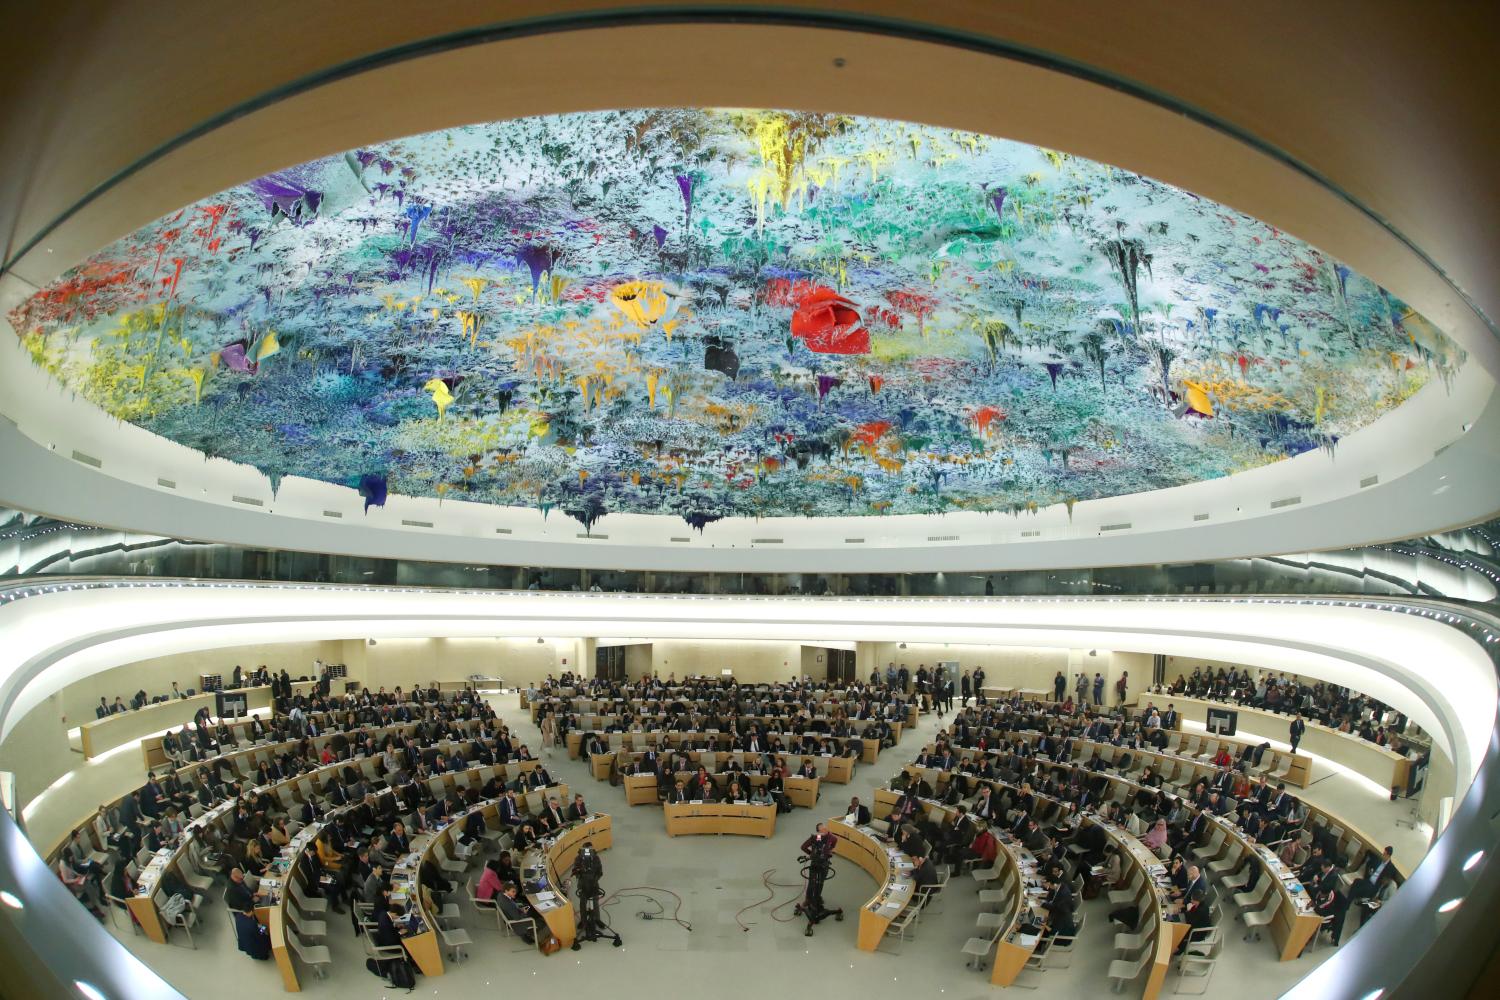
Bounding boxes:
[601,885,693,932]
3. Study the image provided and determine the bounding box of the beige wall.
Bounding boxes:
[649,638,802,684]
[0,691,72,813]
[359,637,581,691]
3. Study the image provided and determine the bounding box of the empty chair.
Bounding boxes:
[1174,927,1223,994]
[1191,828,1227,865]
[880,902,919,952]
[289,929,332,978]
[1241,894,1278,942]
[1208,844,1242,878]
[432,842,466,876]
[1232,876,1274,915]
[970,864,999,890]
[962,926,1004,970]
[1107,938,1154,992]
[287,901,327,940]
[1108,870,1143,907]
[441,925,475,963]
[289,880,327,914]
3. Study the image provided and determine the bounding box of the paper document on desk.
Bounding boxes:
[1016,933,1040,948]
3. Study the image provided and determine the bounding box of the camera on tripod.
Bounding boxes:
[571,842,622,949]
[794,825,844,936]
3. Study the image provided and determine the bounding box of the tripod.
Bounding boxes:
[793,852,844,936]
[571,850,622,949]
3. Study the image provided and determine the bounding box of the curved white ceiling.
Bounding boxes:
[1,18,1497,570]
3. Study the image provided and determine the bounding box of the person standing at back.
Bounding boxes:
[1093,673,1105,706]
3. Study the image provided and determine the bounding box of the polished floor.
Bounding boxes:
[66,694,1429,999]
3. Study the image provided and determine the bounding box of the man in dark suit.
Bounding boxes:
[844,796,872,825]
[567,793,590,822]
[1348,846,1395,930]
[665,779,690,804]
[497,789,523,827]
[1289,714,1306,754]
[1041,866,1076,939]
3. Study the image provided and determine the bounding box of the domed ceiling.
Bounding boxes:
[7,109,1464,531]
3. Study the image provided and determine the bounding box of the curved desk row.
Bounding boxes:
[60,716,492,865]
[985,834,1045,985]
[926,726,1408,883]
[874,779,1178,995]
[264,760,549,990]
[572,732,856,782]
[122,738,544,947]
[825,818,915,951]
[663,801,776,837]
[900,756,1321,964]
[1149,696,1412,792]
[566,728,864,776]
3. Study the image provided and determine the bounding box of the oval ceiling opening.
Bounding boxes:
[6,109,1464,531]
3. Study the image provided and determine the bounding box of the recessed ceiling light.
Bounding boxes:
[1437,897,1462,913]
[74,984,106,1000]
[1463,850,1484,871]
[0,890,21,909]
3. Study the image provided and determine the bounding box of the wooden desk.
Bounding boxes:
[826,818,914,951]
[623,773,660,805]
[988,837,1043,986]
[663,801,776,837]
[524,814,614,951]
[861,738,881,766]
[589,752,615,780]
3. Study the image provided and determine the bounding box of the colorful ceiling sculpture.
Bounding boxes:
[8,110,1464,530]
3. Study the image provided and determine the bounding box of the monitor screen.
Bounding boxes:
[1205,708,1238,736]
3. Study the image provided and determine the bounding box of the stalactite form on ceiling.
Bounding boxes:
[8,109,1464,531]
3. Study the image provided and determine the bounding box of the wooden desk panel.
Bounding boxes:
[663,802,776,837]
[827,818,914,951]
[623,773,660,805]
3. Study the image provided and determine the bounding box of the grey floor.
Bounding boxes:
[72,694,1430,999]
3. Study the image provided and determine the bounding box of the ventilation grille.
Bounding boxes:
[576,533,609,540]
[1192,513,1210,522]
[1100,522,1131,532]
[1360,475,1379,489]
[1021,530,1041,538]
[1269,496,1301,510]
[844,538,865,544]
[670,537,691,543]
[495,527,512,535]
[927,534,960,542]
[156,477,177,489]
[70,450,101,468]
[751,538,783,544]
[231,495,263,507]
[1434,443,1453,458]
[401,519,433,528]
[322,510,343,519]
